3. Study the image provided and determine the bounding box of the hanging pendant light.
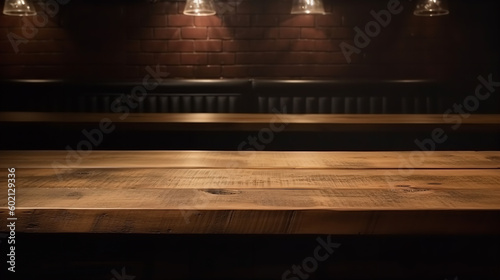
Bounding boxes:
[184,0,216,16]
[291,0,325,15]
[3,0,37,16]
[414,0,449,16]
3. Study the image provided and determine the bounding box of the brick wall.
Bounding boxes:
[0,0,498,80]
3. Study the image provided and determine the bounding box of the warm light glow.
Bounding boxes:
[291,0,325,15]
[183,0,216,16]
[3,0,36,16]
[414,0,449,16]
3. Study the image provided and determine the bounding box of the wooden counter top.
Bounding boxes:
[1,151,499,234]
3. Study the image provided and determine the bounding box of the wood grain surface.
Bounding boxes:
[1,150,499,169]
[0,151,499,234]
[1,112,500,131]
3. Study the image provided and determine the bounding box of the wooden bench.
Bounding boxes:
[2,79,498,114]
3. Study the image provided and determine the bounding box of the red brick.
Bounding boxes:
[223,15,250,27]
[168,15,193,27]
[236,52,329,65]
[236,1,264,14]
[166,65,194,78]
[195,65,221,78]
[322,0,334,14]
[275,40,292,51]
[313,52,352,64]
[158,53,181,65]
[208,27,234,39]
[222,65,248,77]
[222,40,242,51]
[251,15,279,26]
[263,1,290,14]
[235,53,265,64]
[143,15,168,27]
[235,27,279,39]
[316,15,342,27]
[239,52,346,65]
[279,15,315,27]
[127,28,154,40]
[168,41,194,52]
[194,16,222,27]
[177,2,186,14]
[141,40,168,52]
[290,40,341,52]
[279,27,300,39]
[213,0,240,15]
[301,27,353,39]
[0,16,23,27]
[154,28,180,39]
[194,40,222,52]
[300,28,328,39]
[181,27,207,39]
[208,53,235,65]
[181,53,207,65]
[223,40,291,52]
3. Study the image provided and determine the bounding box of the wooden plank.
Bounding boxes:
[1,209,499,234]
[4,177,500,209]
[477,151,500,165]
[1,151,499,169]
[9,168,500,191]
[1,166,499,234]
[1,112,500,131]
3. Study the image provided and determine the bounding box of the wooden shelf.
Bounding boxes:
[1,151,499,234]
[1,112,500,131]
